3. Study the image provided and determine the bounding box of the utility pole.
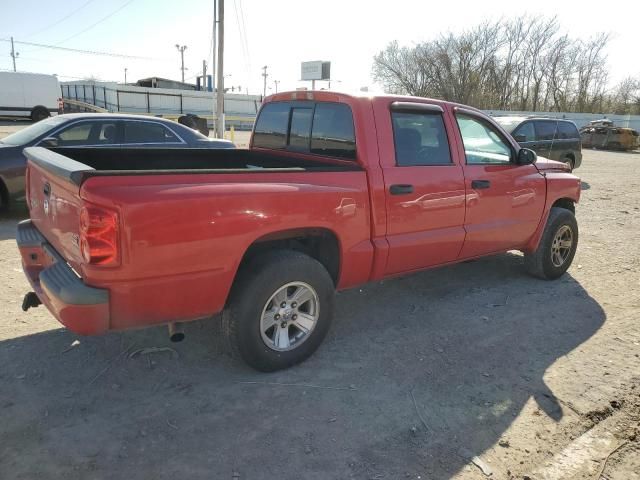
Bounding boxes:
[124,67,128,84]
[215,0,225,139]
[9,37,19,72]
[175,44,187,82]
[262,65,268,98]
[212,0,217,134]
[202,60,207,90]
[274,80,280,93]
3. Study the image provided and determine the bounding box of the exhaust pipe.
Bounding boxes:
[22,292,42,312]
[168,322,185,342]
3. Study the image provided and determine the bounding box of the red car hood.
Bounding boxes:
[535,156,571,173]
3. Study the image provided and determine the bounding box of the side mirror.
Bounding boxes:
[40,137,59,147]
[517,148,537,165]
[514,134,526,143]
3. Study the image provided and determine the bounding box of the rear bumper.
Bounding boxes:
[17,220,109,335]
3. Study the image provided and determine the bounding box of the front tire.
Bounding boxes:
[31,106,49,122]
[222,250,335,371]
[524,207,578,280]
[562,155,575,171]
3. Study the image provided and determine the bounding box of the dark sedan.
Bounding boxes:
[0,113,234,209]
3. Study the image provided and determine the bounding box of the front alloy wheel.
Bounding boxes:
[550,225,574,267]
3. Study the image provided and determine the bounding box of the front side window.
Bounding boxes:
[96,122,119,144]
[512,122,535,142]
[392,111,452,166]
[534,120,557,141]
[123,122,179,144]
[56,122,93,145]
[456,114,512,164]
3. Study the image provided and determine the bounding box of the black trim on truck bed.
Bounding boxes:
[24,146,362,186]
[24,146,95,186]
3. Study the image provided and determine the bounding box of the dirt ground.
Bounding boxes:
[1,147,639,480]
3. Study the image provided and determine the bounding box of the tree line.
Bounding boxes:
[372,17,640,115]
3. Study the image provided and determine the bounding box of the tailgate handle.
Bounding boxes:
[43,182,51,197]
[389,184,414,195]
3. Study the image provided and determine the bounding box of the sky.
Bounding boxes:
[1,0,639,96]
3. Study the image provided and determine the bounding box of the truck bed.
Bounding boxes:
[32,147,360,184]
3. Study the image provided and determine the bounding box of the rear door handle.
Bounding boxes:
[471,180,491,190]
[389,184,414,195]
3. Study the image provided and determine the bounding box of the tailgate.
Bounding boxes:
[24,147,93,273]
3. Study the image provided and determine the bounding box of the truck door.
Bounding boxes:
[375,101,466,275]
[452,110,546,258]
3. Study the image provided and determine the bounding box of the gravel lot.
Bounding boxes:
[0,147,639,479]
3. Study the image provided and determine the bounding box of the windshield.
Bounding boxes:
[493,117,524,133]
[0,117,65,146]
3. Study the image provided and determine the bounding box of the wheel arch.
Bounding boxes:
[551,197,575,214]
[524,195,577,253]
[235,227,342,289]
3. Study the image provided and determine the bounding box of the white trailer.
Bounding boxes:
[0,71,60,121]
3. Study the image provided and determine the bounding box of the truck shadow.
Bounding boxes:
[0,211,27,241]
[0,253,604,480]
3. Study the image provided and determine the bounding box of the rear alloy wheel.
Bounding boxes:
[260,282,320,352]
[222,250,335,371]
[524,207,578,280]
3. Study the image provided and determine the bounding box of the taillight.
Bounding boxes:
[79,205,119,266]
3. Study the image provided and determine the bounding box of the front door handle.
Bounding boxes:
[471,180,491,190]
[389,184,414,195]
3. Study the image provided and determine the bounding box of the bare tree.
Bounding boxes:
[372,16,613,113]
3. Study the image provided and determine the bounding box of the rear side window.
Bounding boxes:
[310,103,356,159]
[253,103,290,149]
[253,102,356,160]
[123,122,179,144]
[392,111,452,166]
[557,122,579,139]
[534,121,557,141]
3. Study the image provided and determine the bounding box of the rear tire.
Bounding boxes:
[222,250,335,371]
[0,180,8,213]
[30,106,49,122]
[524,207,578,280]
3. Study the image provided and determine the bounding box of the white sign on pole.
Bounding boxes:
[301,61,330,81]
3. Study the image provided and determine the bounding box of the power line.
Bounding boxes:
[23,0,99,39]
[238,0,250,63]
[0,38,161,60]
[54,0,136,46]
[233,0,251,86]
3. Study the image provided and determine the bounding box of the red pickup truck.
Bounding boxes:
[18,91,580,371]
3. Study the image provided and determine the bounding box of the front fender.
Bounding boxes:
[524,172,581,253]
